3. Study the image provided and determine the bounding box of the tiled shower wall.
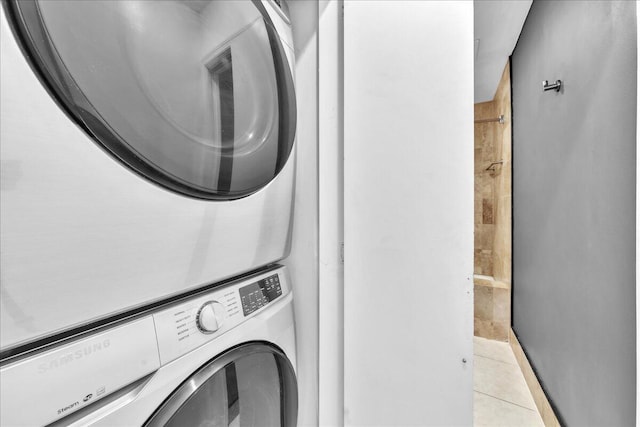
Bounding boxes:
[474,62,511,282]
[492,62,512,284]
[474,101,497,276]
[474,61,512,341]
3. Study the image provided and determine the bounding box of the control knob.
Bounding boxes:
[196,301,226,334]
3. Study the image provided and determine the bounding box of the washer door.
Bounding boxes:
[7,0,296,199]
[146,343,297,427]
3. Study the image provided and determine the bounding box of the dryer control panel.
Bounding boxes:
[153,267,290,365]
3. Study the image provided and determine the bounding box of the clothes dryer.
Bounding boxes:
[0,266,297,426]
[0,0,297,356]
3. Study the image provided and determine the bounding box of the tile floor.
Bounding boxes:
[474,337,544,426]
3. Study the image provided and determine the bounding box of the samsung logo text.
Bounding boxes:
[38,340,111,374]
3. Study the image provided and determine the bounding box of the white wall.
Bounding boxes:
[282,2,319,426]
[342,2,475,425]
[318,1,344,426]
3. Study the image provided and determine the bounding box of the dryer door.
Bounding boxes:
[7,0,296,199]
[146,343,297,427]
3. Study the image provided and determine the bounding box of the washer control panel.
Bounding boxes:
[153,267,289,365]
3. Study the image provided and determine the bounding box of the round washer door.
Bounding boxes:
[145,343,297,427]
[7,0,296,199]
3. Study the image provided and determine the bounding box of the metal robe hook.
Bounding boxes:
[543,79,562,92]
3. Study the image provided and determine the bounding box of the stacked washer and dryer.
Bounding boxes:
[0,1,298,425]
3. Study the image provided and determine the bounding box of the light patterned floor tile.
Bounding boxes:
[474,336,517,365]
[474,392,544,427]
[474,355,537,410]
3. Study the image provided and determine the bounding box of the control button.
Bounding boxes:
[196,301,226,334]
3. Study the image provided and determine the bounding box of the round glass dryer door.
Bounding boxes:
[146,343,298,427]
[8,0,296,199]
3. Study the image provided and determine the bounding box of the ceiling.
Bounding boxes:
[474,0,532,103]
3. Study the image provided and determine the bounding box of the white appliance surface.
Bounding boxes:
[0,0,296,352]
[0,266,297,427]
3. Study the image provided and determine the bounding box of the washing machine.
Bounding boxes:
[0,0,297,357]
[0,265,297,426]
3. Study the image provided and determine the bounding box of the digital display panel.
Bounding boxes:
[239,274,282,316]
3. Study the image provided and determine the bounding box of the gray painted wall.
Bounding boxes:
[512,1,636,425]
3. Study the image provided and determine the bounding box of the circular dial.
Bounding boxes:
[196,301,226,334]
